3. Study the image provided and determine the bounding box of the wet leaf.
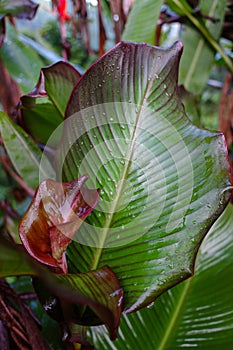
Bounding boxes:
[90,204,233,349]
[57,41,232,312]
[34,265,123,341]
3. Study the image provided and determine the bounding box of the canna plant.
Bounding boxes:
[0,1,233,349]
[0,39,232,349]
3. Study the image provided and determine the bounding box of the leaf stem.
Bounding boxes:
[158,278,192,350]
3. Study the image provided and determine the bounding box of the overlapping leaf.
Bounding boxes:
[55,41,232,313]
[0,238,123,341]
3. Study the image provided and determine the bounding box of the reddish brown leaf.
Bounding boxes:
[19,175,99,272]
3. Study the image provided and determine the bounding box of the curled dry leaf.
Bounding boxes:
[19,175,99,273]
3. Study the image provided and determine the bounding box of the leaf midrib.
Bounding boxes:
[90,60,157,270]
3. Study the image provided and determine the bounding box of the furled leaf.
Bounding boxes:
[0,0,39,20]
[56,41,231,312]
[179,0,227,93]
[122,0,163,44]
[18,175,99,272]
[89,203,233,349]
[20,61,82,144]
[0,111,53,189]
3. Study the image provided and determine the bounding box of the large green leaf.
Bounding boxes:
[52,42,231,313]
[179,0,227,94]
[122,0,163,44]
[90,203,233,349]
[20,61,82,144]
[0,111,53,189]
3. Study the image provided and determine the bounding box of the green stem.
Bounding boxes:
[172,0,233,73]
[157,279,192,350]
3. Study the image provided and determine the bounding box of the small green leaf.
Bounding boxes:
[0,111,53,189]
[20,61,82,144]
[42,61,82,117]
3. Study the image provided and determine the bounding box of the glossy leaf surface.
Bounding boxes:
[56,41,231,312]
[55,266,123,340]
[0,111,53,189]
[90,203,233,349]
[18,175,99,272]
